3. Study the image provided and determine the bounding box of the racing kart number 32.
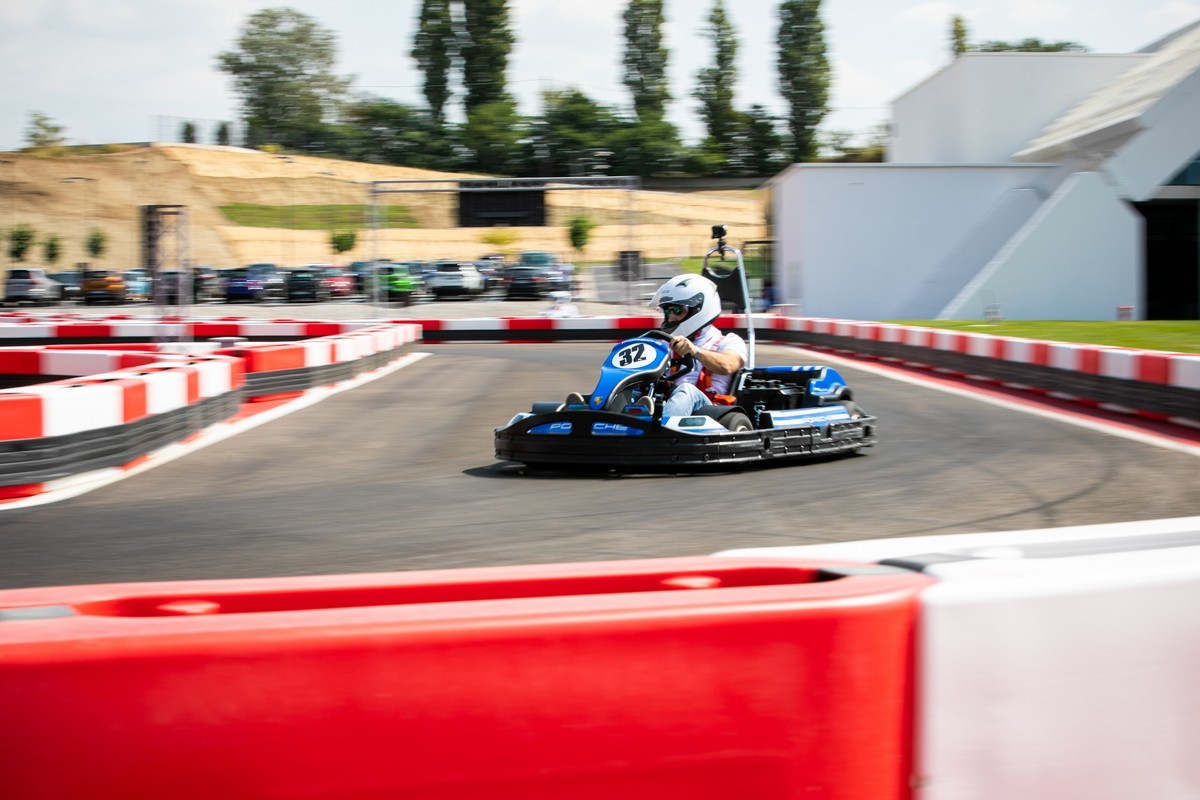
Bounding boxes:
[611,342,659,370]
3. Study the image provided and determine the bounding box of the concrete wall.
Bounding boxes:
[941,172,1142,320]
[892,54,1145,164]
[771,163,1056,320]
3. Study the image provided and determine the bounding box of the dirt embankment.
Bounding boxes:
[2,144,768,270]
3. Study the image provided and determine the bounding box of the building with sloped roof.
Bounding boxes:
[769,21,1200,321]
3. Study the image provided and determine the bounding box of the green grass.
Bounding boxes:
[885,320,1200,354]
[668,261,1199,352]
[219,204,418,230]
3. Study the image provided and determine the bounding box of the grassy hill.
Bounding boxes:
[2,144,768,270]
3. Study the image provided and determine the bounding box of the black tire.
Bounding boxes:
[721,411,753,432]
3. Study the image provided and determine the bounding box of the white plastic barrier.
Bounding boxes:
[717,516,1200,800]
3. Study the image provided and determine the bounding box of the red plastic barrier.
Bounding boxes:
[0,557,931,799]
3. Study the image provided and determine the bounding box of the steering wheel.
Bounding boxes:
[642,329,694,382]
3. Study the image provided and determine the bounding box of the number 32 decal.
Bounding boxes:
[611,342,657,369]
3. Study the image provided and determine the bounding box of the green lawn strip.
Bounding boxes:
[885,320,1200,354]
[219,204,417,229]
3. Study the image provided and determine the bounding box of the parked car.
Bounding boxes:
[246,263,287,301]
[82,269,127,305]
[503,265,567,299]
[4,268,59,306]
[375,262,423,306]
[192,266,222,302]
[316,266,354,298]
[517,250,574,291]
[49,271,83,304]
[153,270,189,304]
[223,268,264,302]
[284,268,329,302]
[122,269,151,302]
[348,260,394,294]
[474,254,507,291]
[426,261,485,298]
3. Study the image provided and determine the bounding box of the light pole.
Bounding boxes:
[132,159,147,270]
[62,177,97,268]
[1,159,14,267]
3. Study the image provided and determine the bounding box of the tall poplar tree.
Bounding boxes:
[693,1,739,153]
[777,0,829,161]
[622,0,670,122]
[412,0,456,125]
[461,0,514,110]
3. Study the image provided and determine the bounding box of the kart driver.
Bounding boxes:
[649,274,747,417]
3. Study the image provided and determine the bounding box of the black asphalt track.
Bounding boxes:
[1,343,1197,589]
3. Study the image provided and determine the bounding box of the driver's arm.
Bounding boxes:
[671,336,744,375]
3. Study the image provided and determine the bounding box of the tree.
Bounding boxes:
[481,227,518,252]
[532,88,622,176]
[8,224,35,262]
[622,0,670,122]
[975,37,1088,53]
[330,230,356,256]
[950,16,1089,55]
[339,96,463,169]
[461,0,514,112]
[950,15,969,58]
[181,121,197,144]
[43,234,61,267]
[820,122,886,162]
[694,0,739,162]
[460,99,525,173]
[24,112,66,149]
[216,8,352,150]
[567,216,594,256]
[777,0,829,162]
[411,0,456,126]
[86,229,106,262]
[740,105,788,175]
[607,117,684,178]
[215,121,231,146]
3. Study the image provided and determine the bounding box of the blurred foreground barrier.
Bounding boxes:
[719,515,1200,800]
[0,557,932,800]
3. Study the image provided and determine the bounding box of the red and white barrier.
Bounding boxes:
[718,516,1200,800]
[0,556,933,799]
[0,351,243,441]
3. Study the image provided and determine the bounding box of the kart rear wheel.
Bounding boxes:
[721,412,753,432]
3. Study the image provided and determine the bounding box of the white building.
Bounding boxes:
[769,22,1200,321]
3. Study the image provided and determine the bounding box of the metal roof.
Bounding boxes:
[1016,23,1200,161]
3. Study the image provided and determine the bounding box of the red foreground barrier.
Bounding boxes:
[0,557,932,799]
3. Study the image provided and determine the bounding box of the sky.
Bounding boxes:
[2,0,1199,152]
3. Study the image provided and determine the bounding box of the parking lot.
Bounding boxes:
[10,263,679,320]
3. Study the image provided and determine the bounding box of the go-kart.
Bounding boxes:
[494,227,877,470]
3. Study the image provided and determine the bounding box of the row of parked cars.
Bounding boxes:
[352,251,575,304]
[2,251,577,307]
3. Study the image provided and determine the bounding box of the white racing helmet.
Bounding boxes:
[650,274,720,340]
